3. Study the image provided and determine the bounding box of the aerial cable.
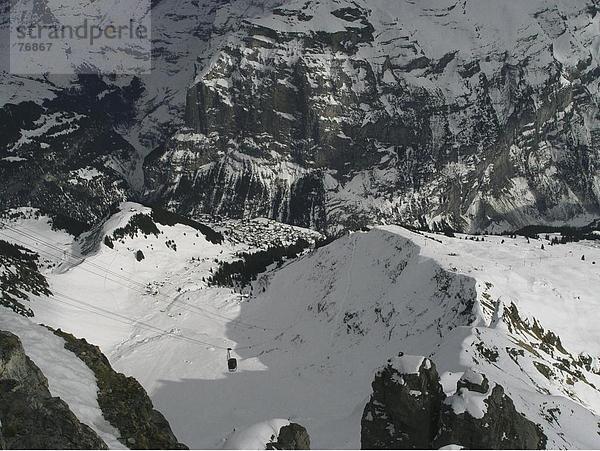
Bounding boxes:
[49,291,231,350]
[0,227,282,332]
[49,290,278,352]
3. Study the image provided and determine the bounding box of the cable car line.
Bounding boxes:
[0,222,300,358]
[49,290,274,352]
[1,222,178,290]
[0,227,280,332]
[48,291,232,350]
[0,223,279,330]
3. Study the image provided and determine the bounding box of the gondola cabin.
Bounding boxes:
[227,348,237,372]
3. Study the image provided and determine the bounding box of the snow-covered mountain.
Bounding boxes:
[2,203,600,448]
[2,0,600,233]
[4,0,600,448]
[0,0,228,226]
[144,0,600,234]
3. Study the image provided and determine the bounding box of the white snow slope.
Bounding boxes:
[2,203,600,448]
[0,312,125,449]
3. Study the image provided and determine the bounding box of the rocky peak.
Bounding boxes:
[361,356,547,449]
[361,354,444,449]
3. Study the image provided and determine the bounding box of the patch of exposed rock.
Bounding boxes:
[0,239,52,318]
[361,354,547,449]
[0,330,107,449]
[51,328,188,450]
[361,354,444,449]
[266,423,311,450]
[435,370,546,449]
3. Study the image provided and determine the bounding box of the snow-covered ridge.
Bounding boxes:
[218,225,600,448]
[0,310,186,449]
[2,205,600,447]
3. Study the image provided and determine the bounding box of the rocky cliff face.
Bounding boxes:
[436,371,546,449]
[361,355,547,449]
[2,0,600,234]
[144,0,600,234]
[0,78,138,229]
[51,328,188,450]
[0,0,229,230]
[0,331,108,449]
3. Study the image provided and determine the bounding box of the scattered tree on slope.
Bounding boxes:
[0,240,51,317]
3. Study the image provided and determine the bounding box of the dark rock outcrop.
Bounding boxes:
[0,331,107,449]
[435,372,546,449]
[51,328,188,450]
[361,356,547,449]
[361,354,444,449]
[266,423,311,450]
[0,239,52,317]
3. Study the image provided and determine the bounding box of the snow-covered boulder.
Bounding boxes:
[222,419,290,450]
